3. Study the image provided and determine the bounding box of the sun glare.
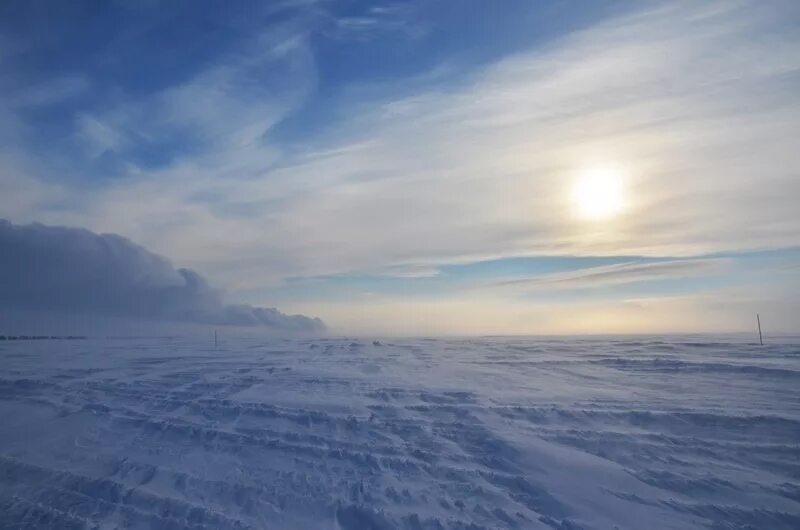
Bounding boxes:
[572,167,625,220]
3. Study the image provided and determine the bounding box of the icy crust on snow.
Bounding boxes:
[0,335,799,529]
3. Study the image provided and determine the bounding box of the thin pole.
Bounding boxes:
[757,314,763,346]
[214,330,218,349]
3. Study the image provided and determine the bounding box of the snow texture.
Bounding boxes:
[0,335,798,529]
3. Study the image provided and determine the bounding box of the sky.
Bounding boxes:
[1,0,798,336]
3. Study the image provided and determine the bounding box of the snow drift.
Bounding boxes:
[0,335,798,529]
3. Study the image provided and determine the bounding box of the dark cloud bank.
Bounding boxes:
[0,219,325,334]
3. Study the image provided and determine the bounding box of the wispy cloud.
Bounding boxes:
[329,4,427,42]
[0,0,798,334]
[77,114,129,158]
[187,0,799,286]
[9,75,90,108]
[73,27,316,170]
[492,259,730,291]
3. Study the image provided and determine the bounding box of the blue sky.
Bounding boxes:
[2,1,626,182]
[1,0,798,335]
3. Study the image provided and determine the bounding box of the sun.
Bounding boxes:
[571,167,626,220]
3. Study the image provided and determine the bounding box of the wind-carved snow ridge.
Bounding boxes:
[0,335,799,529]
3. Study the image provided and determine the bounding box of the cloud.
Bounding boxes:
[77,114,129,158]
[329,4,427,42]
[0,0,798,297]
[0,219,325,333]
[57,0,795,290]
[10,75,90,108]
[261,0,799,273]
[493,258,729,291]
[70,26,316,171]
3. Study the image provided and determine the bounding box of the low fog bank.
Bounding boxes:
[0,220,325,335]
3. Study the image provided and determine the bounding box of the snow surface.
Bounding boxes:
[1,335,799,529]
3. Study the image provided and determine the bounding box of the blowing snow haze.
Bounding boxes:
[0,219,325,334]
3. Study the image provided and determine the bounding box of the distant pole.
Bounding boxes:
[757,314,763,346]
[214,329,218,349]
